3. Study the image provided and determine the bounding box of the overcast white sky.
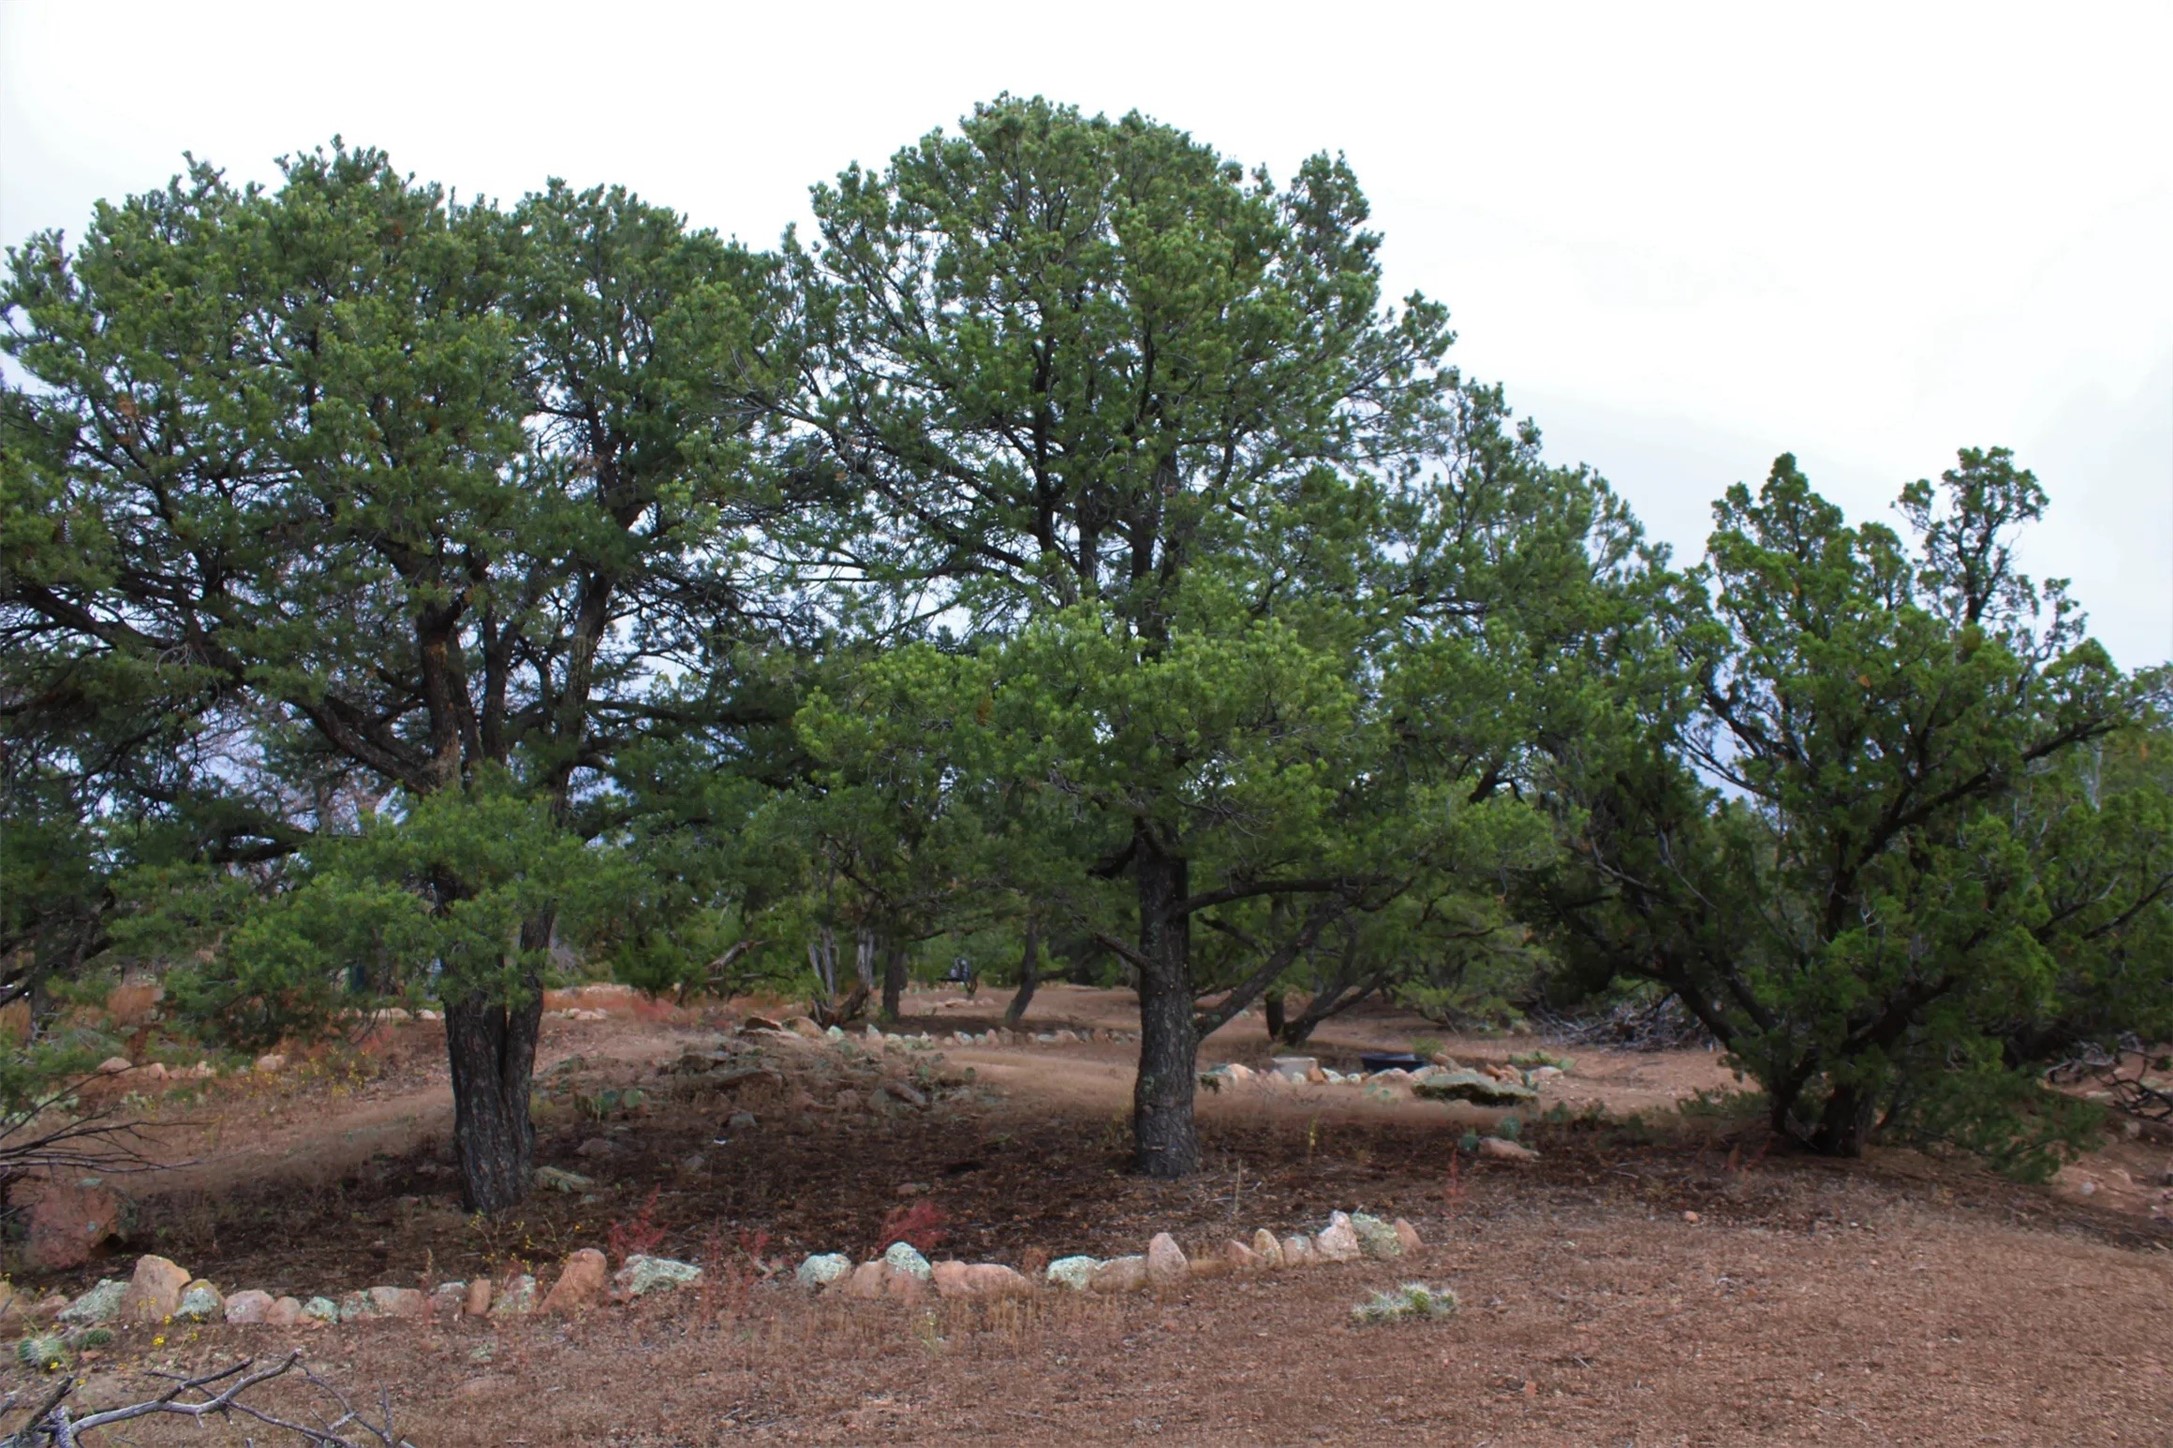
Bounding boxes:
[5,1,2168,665]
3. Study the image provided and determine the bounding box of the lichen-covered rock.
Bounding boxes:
[302,1296,341,1325]
[429,1281,468,1319]
[881,1242,933,1281]
[1251,1229,1285,1268]
[175,1280,224,1322]
[1413,1070,1537,1106]
[223,1289,274,1325]
[534,1166,595,1193]
[338,1289,377,1321]
[1090,1255,1148,1293]
[1046,1255,1101,1291]
[487,1275,536,1317]
[796,1252,854,1289]
[58,1278,127,1326]
[1350,1213,1403,1260]
[613,1255,702,1298]
[1145,1232,1188,1286]
[1315,1211,1362,1263]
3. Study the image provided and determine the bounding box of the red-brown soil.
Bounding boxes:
[5,986,2170,1445]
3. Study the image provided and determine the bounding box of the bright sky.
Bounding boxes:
[5,1,2168,666]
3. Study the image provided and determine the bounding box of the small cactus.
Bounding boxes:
[1351,1281,1460,1325]
[17,1334,69,1371]
[75,1327,115,1348]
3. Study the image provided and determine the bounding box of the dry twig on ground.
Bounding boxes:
[0,1352,413,1447]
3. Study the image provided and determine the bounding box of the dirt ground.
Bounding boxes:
[5,986,2170,1445]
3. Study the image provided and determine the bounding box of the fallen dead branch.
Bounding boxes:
[0,1351,413,1447]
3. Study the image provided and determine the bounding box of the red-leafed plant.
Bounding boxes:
[876,1199,948,1255]
[607,1185,668,1264]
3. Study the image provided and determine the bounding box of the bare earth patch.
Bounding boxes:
[6,987,2169,1445]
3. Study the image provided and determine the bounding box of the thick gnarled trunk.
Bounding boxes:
[445,980,544,1215]
[1133,839,1199,1178]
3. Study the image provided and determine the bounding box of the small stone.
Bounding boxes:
[541,1248,609,1315]
[575,1137,615,1159]
[1223,1239,1262,1271]
[97,1056,133,1075]
[265,1296,304,1327]
[489,1275,537,1317]
[302,1295,341,1325]
[1046,1255,1102,1291]
[727,1110,758,1132]
[782,1016,822,1038]
[1314,1212,1362,1263]
[796,1252,854,1289]
[1250,1229,1285,1268]
[961,1263,1030,1298]
[120,1254,192,1323]
[1090,1255,1148,1293]
[884,1080,928,1108]
[175,1279,224,1322]
[1145,1232,1189,1286]
[846,1261,888,1299]
[613,1255,702,1298]
[58,1279,127,1326]
[1281,1235,1315,1267]
[254,1053,286,1073]
[429,1282,467,1319]
[833,1088,863,1112]
[1478,1136,1539,1161]
[463,1278,494,1317]
[1270,1056,1317,1081]
[1350,1213,1403,1260]
[1393,1218,1424,1253]
[678,1153,709,1176]
[825,1024,846,1041]
[1682,1210,1702,1224]
[338,1289,376,1321]
[534,1166,595,1193]
[223,1289,274,1325]
[881,1242,933,1280]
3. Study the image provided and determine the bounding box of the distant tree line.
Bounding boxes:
[5,97,2167,1211]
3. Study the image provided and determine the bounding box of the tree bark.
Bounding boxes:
[444,982,543,1215]
[1809,1082,1873,1157]
[882,944,908,1023]
[1132,836,1199,1178]
[1263,990,1286,1041]
[1004,917,1041,1028]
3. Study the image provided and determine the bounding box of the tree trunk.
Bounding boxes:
[1004,918,1041,1028]
[444,982,543,1215]
[1263,990,1286,1041]
[882,944,908,1023]
[1132,837,1199,1178]
[1809,1082,1873,1157]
